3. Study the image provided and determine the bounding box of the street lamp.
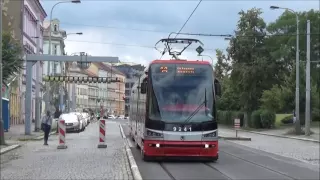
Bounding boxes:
[270,5,301,134]
[48,0,81,75]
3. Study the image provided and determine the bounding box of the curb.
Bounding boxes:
[0,144,21,155]
[219,136,251,141]
[119,124,143,180]
[235,129,320,143]
[125,144,143,180]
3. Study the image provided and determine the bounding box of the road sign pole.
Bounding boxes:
[234,118,240,138]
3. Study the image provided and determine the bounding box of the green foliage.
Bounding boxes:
[281,115,294,124]
[260,110,276,128]
[249,109,276,129]
[215,8,320,131]
[217,110,244,127]
[2,32,23,83]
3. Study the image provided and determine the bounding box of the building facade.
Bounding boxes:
[19,0,47,123]
[68,67,88,111]
[114,63,145,115]
[94,63,126,116]
[42,18,67,112]
[42,18,66,75]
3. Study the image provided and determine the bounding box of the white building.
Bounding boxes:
[42,18,66,75]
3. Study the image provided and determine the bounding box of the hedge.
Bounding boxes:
[217,110,244,127]
[250,109,276,129]
[217,110,276,129]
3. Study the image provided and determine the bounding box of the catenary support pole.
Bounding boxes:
[305,20,311,136]
[35,12,41,132]
[25,61,35,135]
[294,13,301,134]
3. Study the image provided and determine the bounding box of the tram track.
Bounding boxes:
[159,162,178,180]
[219,150,297,180]
[203,162,232,180]
[122,125,318,180]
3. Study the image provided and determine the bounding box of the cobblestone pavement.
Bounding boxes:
[0,121,133,180]
[219,127,320,166]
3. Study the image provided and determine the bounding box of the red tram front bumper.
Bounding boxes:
[143,140,218,160]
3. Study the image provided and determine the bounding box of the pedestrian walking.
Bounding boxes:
[41,110,53,145]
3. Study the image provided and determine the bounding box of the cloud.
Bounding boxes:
[41,0,319,66]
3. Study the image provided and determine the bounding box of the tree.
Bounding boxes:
[1,31,23,145]
[266,9,320,132]
[214,49,231,80]
[2,32,23,83]
[227,8,277,127]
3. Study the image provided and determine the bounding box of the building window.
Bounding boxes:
[54,24,58,32]
[54,45,57,55]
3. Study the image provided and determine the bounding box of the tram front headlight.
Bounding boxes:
[146,130,163,137]
[203,131,217,138]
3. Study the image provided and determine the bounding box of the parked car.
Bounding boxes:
[70,112,87,128]
[108,115,116,119]
[80,112,90,125]
[118,115,125,119]
[59,113,85,133]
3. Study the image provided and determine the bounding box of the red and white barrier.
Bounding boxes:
[97,119,107,148]
[57,119,67,149]
[234,118,241,137]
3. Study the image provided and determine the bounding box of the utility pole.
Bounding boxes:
[305,20,311,136]
[294,13,301,134]
[34,13,41,132]
[59,61,64,112]
[0,0,6,145]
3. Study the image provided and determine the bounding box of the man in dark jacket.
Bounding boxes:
[41,111,53,145]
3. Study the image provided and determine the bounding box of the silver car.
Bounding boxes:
[59,113,84,132]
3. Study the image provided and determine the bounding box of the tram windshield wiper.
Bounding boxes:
[183,89,208,123]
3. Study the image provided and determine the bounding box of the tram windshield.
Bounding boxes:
[148,63,215,123]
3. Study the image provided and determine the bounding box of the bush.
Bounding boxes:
[312,109,320,122]
[281,115,294,124]
[250,110,263,128]
[250,109,276,129]
[217,110,244,127]
[260,110,276,128]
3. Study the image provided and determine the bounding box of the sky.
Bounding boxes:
[40,0,319,66]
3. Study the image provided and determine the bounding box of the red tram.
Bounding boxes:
[129,38,221,161]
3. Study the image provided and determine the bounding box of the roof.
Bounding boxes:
[150,60,211,65]
[93,62,125,76]
[83,69,98,77]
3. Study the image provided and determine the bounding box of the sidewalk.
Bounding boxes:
[1,122,57,153]
[219,126,320,166]
[219,125,320,142]
[0,121,133,179]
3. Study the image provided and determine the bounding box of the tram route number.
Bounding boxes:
[173,125,192,132]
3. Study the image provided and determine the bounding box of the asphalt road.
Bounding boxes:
[118,119,320,180]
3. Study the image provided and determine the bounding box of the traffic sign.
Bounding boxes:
[234,118,240,129]
[196,46,204,55]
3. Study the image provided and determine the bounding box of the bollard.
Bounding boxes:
[97,119,107,148]
[57,119,67,149]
